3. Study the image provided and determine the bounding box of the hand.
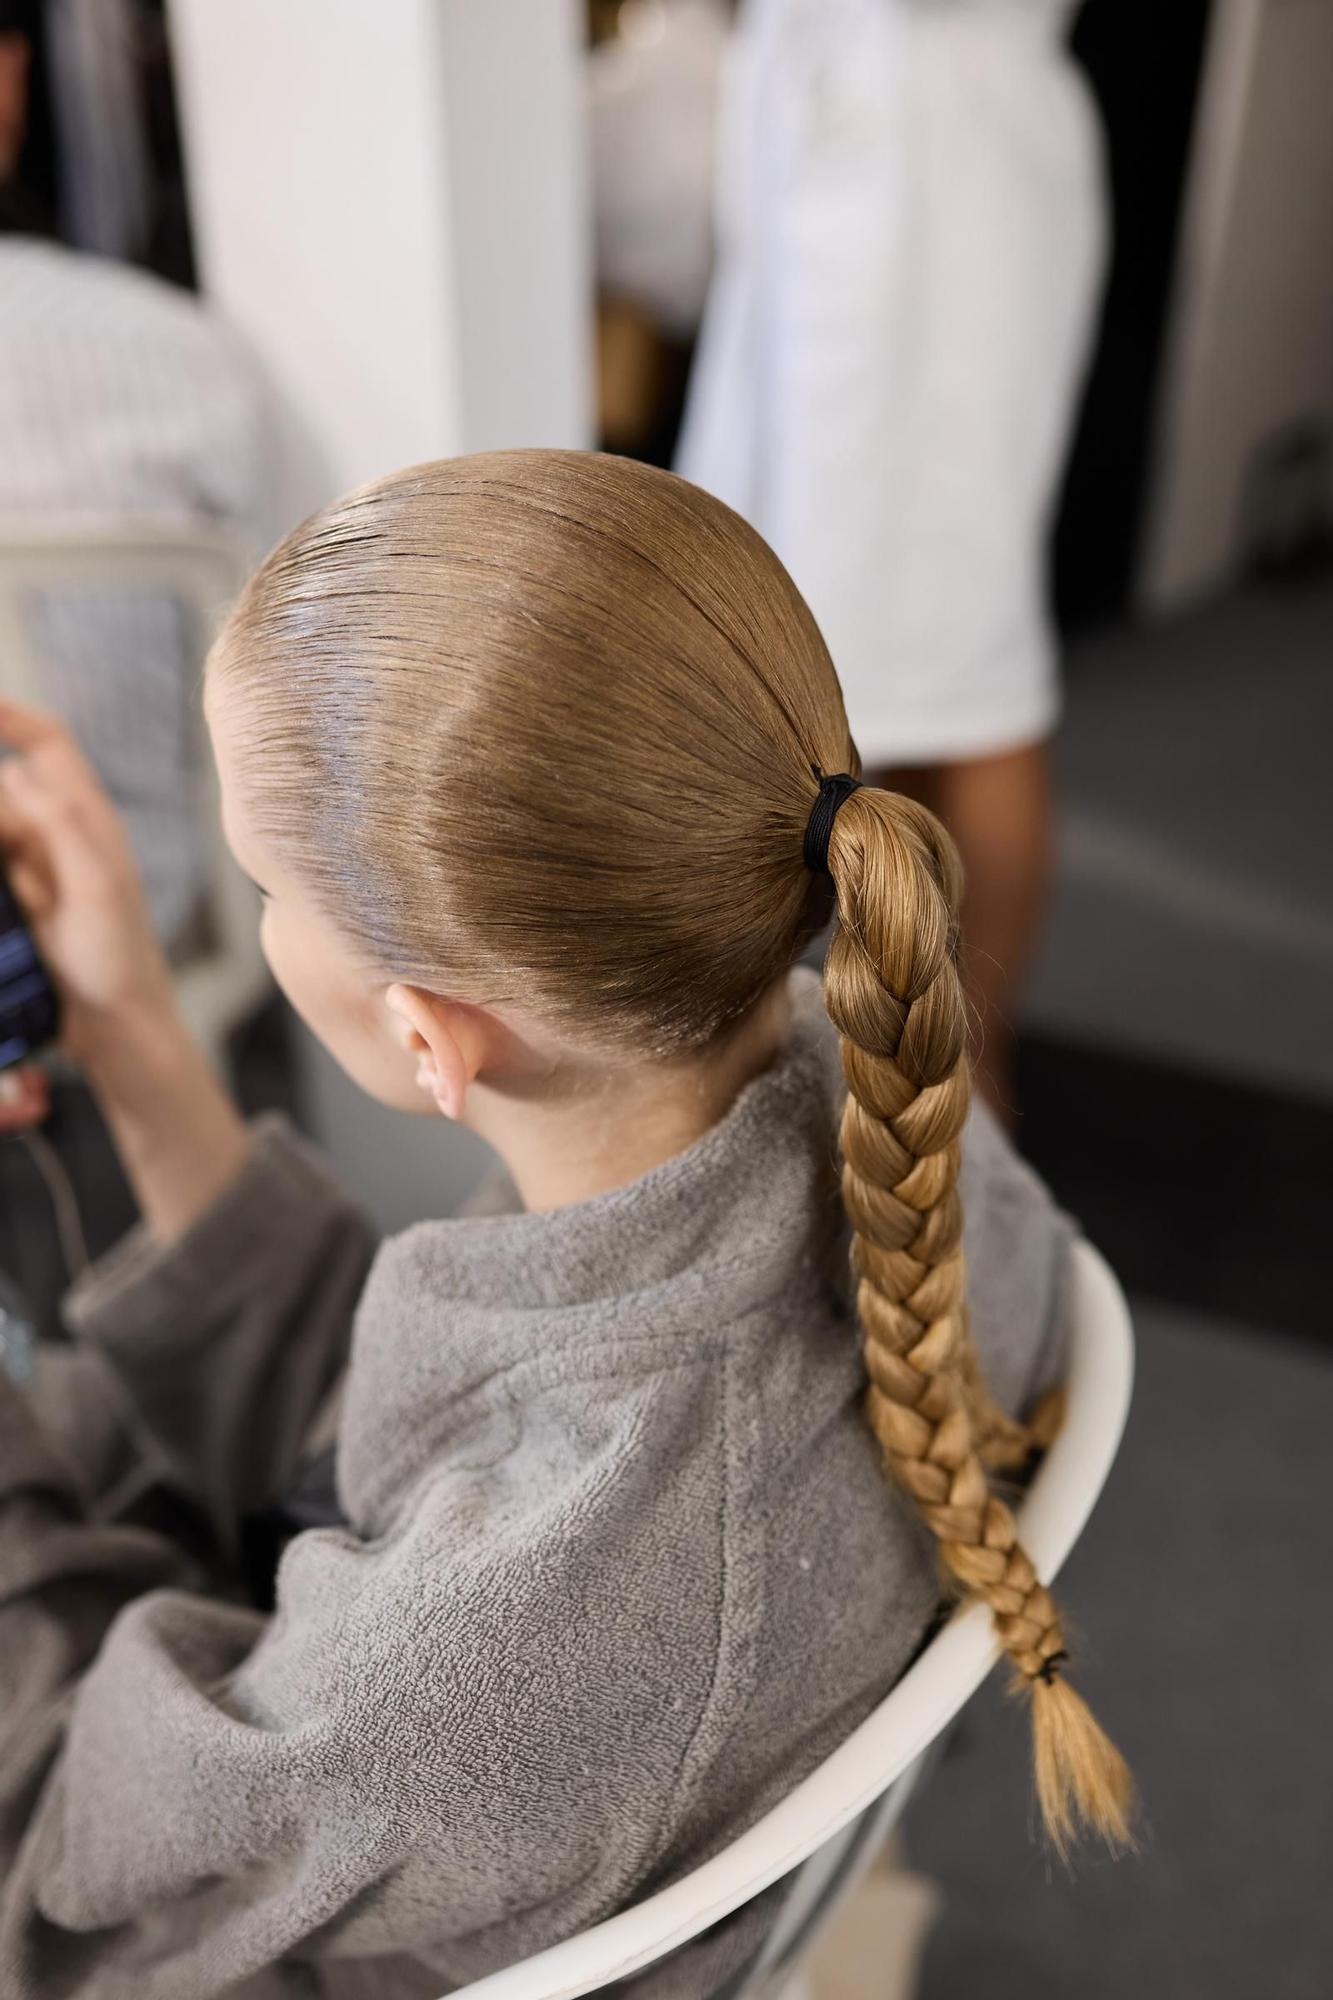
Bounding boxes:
[0,700,249,1243]
[0,1066,50,1133]
[0,700,177,1072]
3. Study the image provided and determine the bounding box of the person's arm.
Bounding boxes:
[0,700,377,1546]
[961,1097,1075,1414]
[0,1339,727,2000]
[0,1376,491,1998]
[0,698,248,1241]
[75,1002,252,1243]
[61,1112,375,1556]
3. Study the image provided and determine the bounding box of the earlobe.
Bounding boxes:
[385,985,486,1121]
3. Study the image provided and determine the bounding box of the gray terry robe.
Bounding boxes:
[0,967,1071,1998]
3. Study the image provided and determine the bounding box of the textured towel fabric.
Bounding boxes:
[0,968,1072,1998]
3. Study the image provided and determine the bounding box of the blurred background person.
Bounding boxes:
[675,0,1107,1111]
[0,0,272,1321]
[0,0,269,954]
[588,0,730,461]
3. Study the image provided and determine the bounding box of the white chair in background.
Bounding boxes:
[0,514,266,1073]
[452,1238,1134,2000]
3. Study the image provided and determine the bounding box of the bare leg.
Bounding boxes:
[867,740,1053,1122]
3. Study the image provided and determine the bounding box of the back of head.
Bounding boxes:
[215,449,850,1053]
[212,447,1132,1853]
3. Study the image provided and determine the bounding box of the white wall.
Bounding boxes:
[167,0,592,1227]
[1139,0,1333,611]
[166,0,591,521]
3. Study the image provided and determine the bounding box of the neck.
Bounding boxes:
[467,978,794,1213]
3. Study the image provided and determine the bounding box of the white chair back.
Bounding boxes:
[0,514,265,1070]
[451,1237,1134,2000]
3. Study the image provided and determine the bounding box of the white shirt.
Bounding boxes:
[677,0,1106,765]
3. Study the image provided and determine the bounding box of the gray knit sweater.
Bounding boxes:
[0,968,1071,1998]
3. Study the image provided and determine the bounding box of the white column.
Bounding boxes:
[166,0,593,1227]
[166,0,592,525]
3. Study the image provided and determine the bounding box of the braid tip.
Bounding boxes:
[1024,1667,1138,1862]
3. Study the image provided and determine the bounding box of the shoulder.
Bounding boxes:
[0,241,264,456]
[335,1233,737,1737]
[340,1261,734,1569]
[287,1350,730,1883]
[961,1096,1059,1216]
[960,1100,1075,1409]
[4,241,229,353]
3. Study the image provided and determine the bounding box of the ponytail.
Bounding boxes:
[821,783,1134,1857]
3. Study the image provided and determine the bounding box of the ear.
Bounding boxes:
[384,985,488,1121]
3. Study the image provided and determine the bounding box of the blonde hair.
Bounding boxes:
[212,449,1133,1852]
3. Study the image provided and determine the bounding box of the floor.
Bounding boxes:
[904,1297,1331,2000]
[1024,572,1333,1103]
[1013,573,1333,1341]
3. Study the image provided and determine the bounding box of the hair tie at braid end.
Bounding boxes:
[1035,1649,1070,1686]
[803,768,862,874]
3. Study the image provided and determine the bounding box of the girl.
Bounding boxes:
[0,451,1130,2000]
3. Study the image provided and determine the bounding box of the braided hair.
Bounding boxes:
[820,779,1133,1856]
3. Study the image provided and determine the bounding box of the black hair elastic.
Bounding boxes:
[1035,1649,1070,1686]
[803,769,862,874]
